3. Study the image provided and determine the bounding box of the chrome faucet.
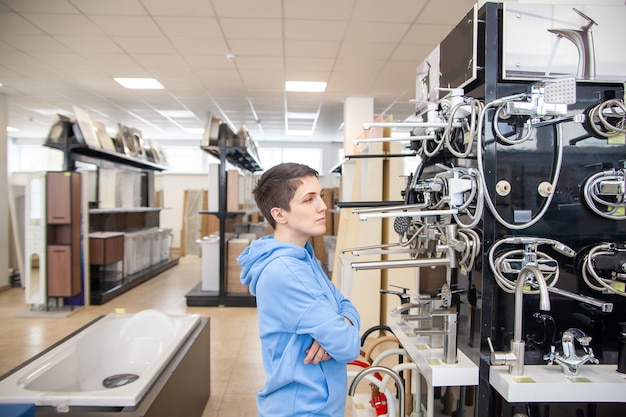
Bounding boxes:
[547,8,597,79]
[490,264,551,375]
[349,365,405,417]
[544,328,599,376]
[403,311,458,364]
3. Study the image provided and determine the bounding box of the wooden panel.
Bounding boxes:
[226,239,250,294]
[90,234,124,265]
[47,245,72,297]
[46,172,71,224]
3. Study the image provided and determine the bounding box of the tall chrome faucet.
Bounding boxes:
[547,8,597,79]
[490,264,551,375]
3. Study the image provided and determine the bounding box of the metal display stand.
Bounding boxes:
[186,122,262,307]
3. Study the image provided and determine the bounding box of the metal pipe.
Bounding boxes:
[547,286,613,312]
[351,257,450,271]
[359,208,458,221]
[515,265,551,343]
[349,365,405,417]
[363,122,462,129]
[353,134,435,145]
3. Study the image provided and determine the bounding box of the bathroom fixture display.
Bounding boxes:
[386,315,478,417]
[547,8,597,79]
[349,366,406,417]
[395,310,459,364]
[0,310,209,414]
[476,89,573,230]
[577,241,626,298]
[581,98,626,139]
[543,328,599,376]
[488,264,551,376]
[582,168,626,220]
[489,236,613,310]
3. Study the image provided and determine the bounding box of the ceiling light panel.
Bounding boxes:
[114,78,164,89]
[285,81,327,92]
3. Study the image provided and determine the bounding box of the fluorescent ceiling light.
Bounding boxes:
[286,112,318,120]
[285,81,326,92]
[287,129,313,136]
[185,127,205,134]
[158,110,195,118]
[6,126,18,132]
[114,78,164,89]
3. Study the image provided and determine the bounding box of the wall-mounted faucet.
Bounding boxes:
[489,264,551,375]
[544,328,599,375]
[547,8,597,79]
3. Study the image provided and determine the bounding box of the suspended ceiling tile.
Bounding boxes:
[70,0,146,15]
[168,37,229,55]
[227,39,283,57]
[1,34,69,52]
[211,0,281,18]
[1,0,78,14]
[140,0,215,17]
[352,0,427,23]
[21,13,104,36]
[112,36,177,54]
[283,0,356,21]
[220,18,283,40]
[153,16,222,38]
[56,35,125,54]
[285,40,340,58]
[0,12,48,35]
[283,19,348,42]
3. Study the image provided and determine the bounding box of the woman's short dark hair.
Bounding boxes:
[253,162,319,229]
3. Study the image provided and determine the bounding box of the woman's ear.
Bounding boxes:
[270,207,287,225]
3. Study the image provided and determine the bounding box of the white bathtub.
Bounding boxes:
[0,310,201,410]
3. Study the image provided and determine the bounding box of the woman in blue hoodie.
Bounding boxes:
[238,162,361,417]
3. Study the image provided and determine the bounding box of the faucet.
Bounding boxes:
[547,8,597,79]
[490,264,551,375]
[403,311,458,364]
[349,365,405,417]
[544,328,599,375]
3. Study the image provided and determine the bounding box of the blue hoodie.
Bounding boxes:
[238,235,361,417]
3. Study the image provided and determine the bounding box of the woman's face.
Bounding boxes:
[272,175,327,245]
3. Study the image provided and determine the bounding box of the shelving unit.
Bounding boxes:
[44,136,179,305]
[46,171,81,301]
[186,122,262,307]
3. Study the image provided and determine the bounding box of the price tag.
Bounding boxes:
[512,377,535,383]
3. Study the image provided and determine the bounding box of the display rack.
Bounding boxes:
[186,122,262,307]
[44,137,179,305]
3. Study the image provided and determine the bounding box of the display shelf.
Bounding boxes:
[45,127,178,306]
[91,257,179,305]
[489,364,626,403]
[89,207,162,214]
[187,121,260,307]
[45,142,167,172]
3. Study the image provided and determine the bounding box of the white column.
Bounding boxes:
[0,94,9,288]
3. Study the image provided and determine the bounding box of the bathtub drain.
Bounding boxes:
[102,373,139,389]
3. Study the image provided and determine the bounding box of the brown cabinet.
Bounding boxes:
[46,172,81,298]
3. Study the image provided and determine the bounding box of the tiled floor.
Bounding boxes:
[0,256,466,417]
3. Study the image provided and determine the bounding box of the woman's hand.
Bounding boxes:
[304,339,331,364]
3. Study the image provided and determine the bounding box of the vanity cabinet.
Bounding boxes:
[89,231,124,297]
[46,171,81,298]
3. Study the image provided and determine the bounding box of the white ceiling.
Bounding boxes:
[0,0,477,144]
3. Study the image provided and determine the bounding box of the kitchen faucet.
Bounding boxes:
[489,264,551,375]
